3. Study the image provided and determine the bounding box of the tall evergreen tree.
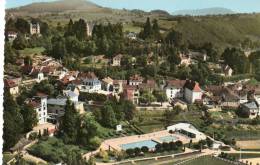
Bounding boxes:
[59,99,79,144]
[21,104,38,133]
[3,89,24,151]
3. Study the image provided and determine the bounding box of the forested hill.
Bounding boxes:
[6,0,260,49]
[168,14,260,49]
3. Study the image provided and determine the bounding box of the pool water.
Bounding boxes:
[121,140,158,150]
[159,136,178,143]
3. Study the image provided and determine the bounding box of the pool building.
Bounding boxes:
[167,123,206,140]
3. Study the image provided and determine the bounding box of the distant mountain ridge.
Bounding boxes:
[7,0,106,14]
[172,7,235,16]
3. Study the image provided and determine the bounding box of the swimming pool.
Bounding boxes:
[121,140,158,150]
[159,136,178,143]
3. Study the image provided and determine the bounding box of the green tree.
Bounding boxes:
[15,18,30,34]
[12,33,28,50]
[121,100,136,121]
[21,104,38,132]
[3,89,24,151]
[59,99,79,144]
[139,90,156,105]
[4,42,18,64]
[101,105,117,128]
[153,90,167,106]
[77,114,100,147]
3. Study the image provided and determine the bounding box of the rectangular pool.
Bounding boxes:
[121,140,158,150]
[159,136,178,143]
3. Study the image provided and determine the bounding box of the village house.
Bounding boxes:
[126,32,137,40]
[241,101,260,119]
[47,96,84,123]
[179,53,191,66]
[189,51,207,61]
[113,80,127,94]
[30,22,40,35]
[78,72,102,93]
[112,54,123,66]
[4,79,19,96]
[223,65,233,77]
[165,80,186,101]
[25,94,48,124]
[102,77,114,92]
[123,85,140,104]
[184,80,203,104]
[7,31,17,41]
[205,85,240,108]
[139,79,158,93]
[129,74,144,86]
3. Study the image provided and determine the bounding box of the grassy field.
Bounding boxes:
[236,140,260,150]
[227,153,260,160]
[19,47,45,57]
[180,156,234,165]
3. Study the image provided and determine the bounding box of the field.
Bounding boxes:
[179,156,235,165]
[237,140,260,150]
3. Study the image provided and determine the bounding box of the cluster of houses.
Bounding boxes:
[5,52,260,130]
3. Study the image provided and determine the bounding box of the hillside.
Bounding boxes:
[172,7,234,16]
[6,0,260,49]
[7,0,108,16]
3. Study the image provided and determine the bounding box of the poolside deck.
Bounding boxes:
[101,130,191,151]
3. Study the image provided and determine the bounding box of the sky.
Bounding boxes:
[5,0,260,13]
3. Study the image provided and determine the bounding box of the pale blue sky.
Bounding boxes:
[6,0,260,13]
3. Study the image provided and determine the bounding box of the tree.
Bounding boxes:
[141,146,149,153]
[165,29,183,48]
[121,100,136,121]
[77,114,100,147]
[100,105,117,128]
[139,90,156,105]
[59,99,79,144]
[222,48,250,74]
[153,90,167,106]
[12,33,28,50]
[21,104,38,132]
[4,42,18,64]
[139,17,152,40]
[152,19,160,40]
[3,89,24,151]
[15,18,30,34]
[206,137,213,148]
[66,149,88,165]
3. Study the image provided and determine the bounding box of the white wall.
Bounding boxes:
[184,88,202,103]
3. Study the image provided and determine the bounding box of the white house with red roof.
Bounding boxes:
[165,79,186,101]
[4,79,19,96]
[26,94,48,124]
[78,72,102,93]
[184,80,203,103]
[129,74,144,86]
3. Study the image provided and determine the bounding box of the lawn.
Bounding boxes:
[181,156,234,165]
[227,153,260,160]
[19,47,45,57]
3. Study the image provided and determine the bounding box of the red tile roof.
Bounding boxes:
[129,74,143,81]
[79,72,97,79]
[166,80,186,88]
[184,80,201,92]
[4,79,17,88]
